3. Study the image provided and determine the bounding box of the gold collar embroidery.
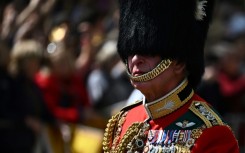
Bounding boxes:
[144,79,194,120]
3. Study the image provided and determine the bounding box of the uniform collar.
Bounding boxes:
[143,79,194,120]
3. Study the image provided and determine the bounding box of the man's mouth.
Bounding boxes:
[132,70,145,76]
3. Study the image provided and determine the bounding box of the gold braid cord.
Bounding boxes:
[127,59,172,82]
[116,122,144,152]
[103,112,122,153]
[103,111,149,153]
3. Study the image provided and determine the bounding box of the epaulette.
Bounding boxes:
[121,100,143,112]
[189,101,224,128]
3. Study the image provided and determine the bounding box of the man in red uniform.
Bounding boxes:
[103,0,240,152]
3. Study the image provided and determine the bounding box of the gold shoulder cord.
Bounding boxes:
[103,111,126,152]
[103,111,150,153]
[116,122,144,152]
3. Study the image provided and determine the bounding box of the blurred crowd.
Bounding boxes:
[0,0,245,153]
[197,1,245,152]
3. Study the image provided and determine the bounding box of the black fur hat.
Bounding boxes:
[117,0,215,88]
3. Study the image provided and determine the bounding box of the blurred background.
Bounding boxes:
[0,0,244,153]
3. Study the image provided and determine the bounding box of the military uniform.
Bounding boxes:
[103,0,240,152]
[103,80,239,152]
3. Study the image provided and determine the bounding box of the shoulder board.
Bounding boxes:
[189,101,224,128]
[121,100,143,112]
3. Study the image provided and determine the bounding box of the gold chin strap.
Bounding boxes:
[126,59,172,82]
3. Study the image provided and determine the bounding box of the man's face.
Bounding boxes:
[127,54,164,95]
[127,55,162,77]
[127,54,186,100]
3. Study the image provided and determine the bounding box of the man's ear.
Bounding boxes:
[172,61,186,75]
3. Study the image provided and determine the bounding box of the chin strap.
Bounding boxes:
[126,59,172,82]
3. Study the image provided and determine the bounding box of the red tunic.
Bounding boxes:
[35,72,90,123]
[103,80,239,153]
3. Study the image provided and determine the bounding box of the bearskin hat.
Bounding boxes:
[117,0,215,88]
